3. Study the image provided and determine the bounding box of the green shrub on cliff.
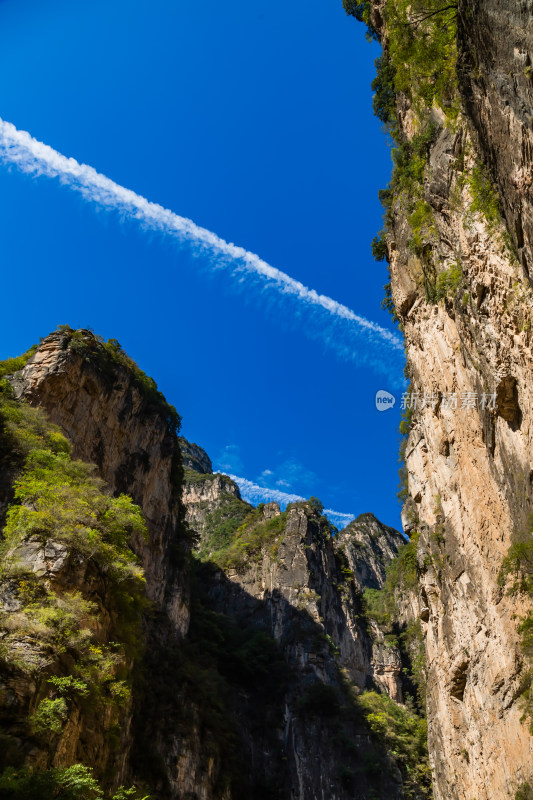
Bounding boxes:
[29,698,68,735]
[516,782,533,800]
[4,450,146,582]
[499,516,533,731]
[359,691,431,798]
[384,0,458,115]
[433,263,463,302]
[0,382,149,786]
[211,509,288,570]
[0,344,39,379]
[0,764,148,800]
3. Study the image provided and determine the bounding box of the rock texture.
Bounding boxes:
[459,0,533,278]
[374,0,533,796]
[335,513,406,591]
[1,331,416,799]
[179,437,213,474]
[181,469,248,550]
[201,502,404,799]
[9,330,189,633]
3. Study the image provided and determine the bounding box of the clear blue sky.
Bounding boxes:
[0,0,405,529]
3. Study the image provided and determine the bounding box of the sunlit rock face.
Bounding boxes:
[370,0,533,795]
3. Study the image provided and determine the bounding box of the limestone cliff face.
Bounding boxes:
[371,0,533,796]
[181,469,249,552]
[10,330,189,633]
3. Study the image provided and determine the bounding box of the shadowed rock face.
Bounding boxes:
[368,0,533,795]
[335,513,406,591]
[179,503,406,800]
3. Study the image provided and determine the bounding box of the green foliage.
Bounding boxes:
[308,496,324,516]
[433,263,462,302]
[499,516,533,596]
[408,200,436,254]
[0,391,71,471]
[372,54,397,129]
[196,493,252,559]
[371,231,388,262]
[468,163,501,230]
[385,530,420,592]
[363,530,426,707]
[0,387,149,788]
[397,399,413,503]
[384,0,458,116]
[3,448,147,585]
[0,764,148,800]
[500,516,533,730]
[0,345,39,379]
[516,782,533,800]
[381,277,399,324]
[359,691,432,798]
[349,0,458,320]
[211,509,288,571]
[342,0,378,40]
[29,697,68,735]
[48,675,89,697]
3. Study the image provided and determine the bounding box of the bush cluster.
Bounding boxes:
[0,764,148,800]
[0,380,149,791]
[499,516,533,731]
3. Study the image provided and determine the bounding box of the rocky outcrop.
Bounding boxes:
[335,513,406,591]
[182,469,249,554]
[179,437,213,474]
[9,330,189,633]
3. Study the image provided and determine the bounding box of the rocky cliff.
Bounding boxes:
[335,513,406,591]
[0,330,427,799]
[350,0,533,796]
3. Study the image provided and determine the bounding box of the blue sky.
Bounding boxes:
[0,0,405,529]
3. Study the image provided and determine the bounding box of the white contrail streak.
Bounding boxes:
[0,118,404,372]
[228,474,354,529]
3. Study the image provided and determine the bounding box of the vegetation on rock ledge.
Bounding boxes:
[0,379,149,797]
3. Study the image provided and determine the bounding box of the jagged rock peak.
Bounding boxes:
[334,512,405,591]
[178,436,213,474]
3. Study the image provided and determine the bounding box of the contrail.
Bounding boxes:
[0,117,404,376]
[228,474,354,529]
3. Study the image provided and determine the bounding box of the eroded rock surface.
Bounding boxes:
[373,0,533,794]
